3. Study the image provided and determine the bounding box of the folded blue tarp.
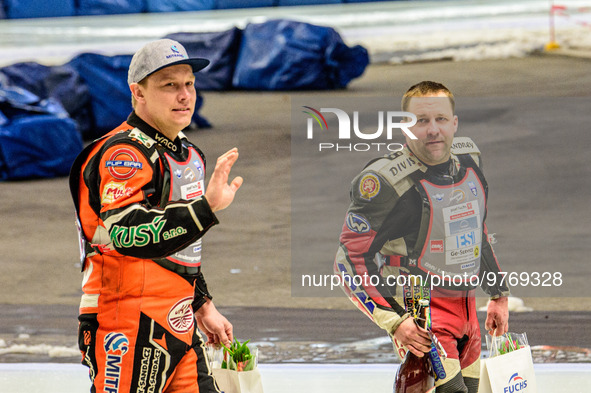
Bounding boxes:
[68,54,133,137]
[76,0,144,15]
[232,19,369,90]
[165,28,242,91]
[0,86,82,180]
[146,0,214,12]
[278,0,341,5]
[216,0,274,9]
[0,62,93,138]
[3,0,75,19]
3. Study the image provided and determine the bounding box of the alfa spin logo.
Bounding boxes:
[504,372,528,393]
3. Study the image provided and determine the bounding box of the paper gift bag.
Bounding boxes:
[478,346,537,393]
[212,368,264,393]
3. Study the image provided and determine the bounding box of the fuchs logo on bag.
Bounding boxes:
[503,372,528,393]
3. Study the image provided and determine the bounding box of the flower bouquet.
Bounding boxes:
[207,339,263,393]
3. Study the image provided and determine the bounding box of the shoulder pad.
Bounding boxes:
[100,128,159,165]
[365,148,424,185]
[450,137,480,156]
[357,148,425,198]
[128,128,156,149]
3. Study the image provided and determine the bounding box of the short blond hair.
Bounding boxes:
[401,81,455,113]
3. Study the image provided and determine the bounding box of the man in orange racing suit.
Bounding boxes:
[69,39,243,393]
[334,81,510,393]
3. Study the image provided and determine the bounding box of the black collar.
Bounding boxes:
[127,111,184,154]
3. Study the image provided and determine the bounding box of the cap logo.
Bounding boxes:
[166,45,186,60]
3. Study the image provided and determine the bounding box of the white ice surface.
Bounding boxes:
[1,363,591,393]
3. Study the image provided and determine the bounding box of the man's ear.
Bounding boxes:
[129,83,144,102]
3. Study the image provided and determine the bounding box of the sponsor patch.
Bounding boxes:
[181,180,204,200]
[103,332,129,393]
[183,167,195,182]
[430,240,444,253]
[461,261,476,270]
[468,181,478,197]
[106,148,143,180]
[359,173,380,200]
[128,128,155,148]
[167,297,194,334]
[346,213,371,234]
[433,193,444,202]
[101,181,133,204]
[193,160,204,176]
[449,189,465,204]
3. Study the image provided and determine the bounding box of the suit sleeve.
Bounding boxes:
[96,142,218,259]
[334,170,411,335]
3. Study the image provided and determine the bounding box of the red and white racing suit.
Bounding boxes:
[334,137,510,389]
[69,112,220,393]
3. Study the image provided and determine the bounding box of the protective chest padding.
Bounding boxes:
[408,138,488,289]
[155,145,207,268]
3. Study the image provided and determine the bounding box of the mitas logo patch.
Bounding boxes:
[103,332,129,393]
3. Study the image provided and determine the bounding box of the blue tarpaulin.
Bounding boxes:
[146,0,214,12]
[0,86,82,180]
[67,53,133,137]
[0,62,93,138]
[232,19,369,90]
[165,28,242,91]
[216,0,274,9]
[278,0,341,5]
[3,0,75,19]
[76,0,144,15]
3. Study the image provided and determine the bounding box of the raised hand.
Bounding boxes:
[205,148,243,212]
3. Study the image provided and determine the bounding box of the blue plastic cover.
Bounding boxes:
[278,0,341,5]
[0,86,82,180]
[67,53,133,137]
[4,0,75,18]
[216,0,274,9]
[146,0,214,12]
[232,19,369,90]
[0,0,6,19]
[76,0,144,15]
[0,62,93,138]
[165,28,242,91]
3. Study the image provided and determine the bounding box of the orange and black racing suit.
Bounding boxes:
[69,111,220,393]
[334,137,510,392]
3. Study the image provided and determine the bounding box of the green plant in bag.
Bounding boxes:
[498,333,522,355]
[221,338,255,371]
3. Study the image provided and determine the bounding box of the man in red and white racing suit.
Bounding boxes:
[334,81,510,393]
[69,39,243,393]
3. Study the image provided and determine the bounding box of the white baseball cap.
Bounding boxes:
[127,39,210,85]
